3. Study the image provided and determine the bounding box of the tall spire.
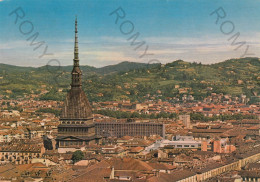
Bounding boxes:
[71,16,82,88]
[74,16,79,64]
[60,16,93,121]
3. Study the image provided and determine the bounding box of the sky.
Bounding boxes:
[0,0,260,67]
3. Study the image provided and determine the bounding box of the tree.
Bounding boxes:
[36,108,61,117]
[131,112,139,118]
[72,150,84,163]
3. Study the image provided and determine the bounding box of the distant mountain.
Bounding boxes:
[95,61,149,74]
[0,63,36,73]
[36,65,97,75]
[0,58,259,102]
[213,58,260,67]
[0,61,149,75]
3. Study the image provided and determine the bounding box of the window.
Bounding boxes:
[191,145,195,147]
[184,145,189,148]
[177,145,182,148]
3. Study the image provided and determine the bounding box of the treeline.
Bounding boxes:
[94,109,257,121]
[190,112,257,122]
[36,108,61,116]
[93,109,177,119]
[39,89,65,101]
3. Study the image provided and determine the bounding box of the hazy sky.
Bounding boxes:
[0,0,260,67]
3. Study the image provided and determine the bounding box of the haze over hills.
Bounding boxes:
[0,58,259,102]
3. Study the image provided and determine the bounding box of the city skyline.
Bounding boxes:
[0,1,259,180]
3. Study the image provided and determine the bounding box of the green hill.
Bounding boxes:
[0,58,259,102]
[95,61,149,74]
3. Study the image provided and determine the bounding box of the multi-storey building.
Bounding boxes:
[179,114,191,129]
[96,122,165,138]
[0,139,45,164]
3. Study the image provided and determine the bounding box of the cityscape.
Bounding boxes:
[0,0,260,182]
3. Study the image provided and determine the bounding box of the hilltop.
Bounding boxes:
[0,58,259,102]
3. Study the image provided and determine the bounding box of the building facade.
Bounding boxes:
[96,122,165,138]
[179,114,191,129]
[0,139,45,165]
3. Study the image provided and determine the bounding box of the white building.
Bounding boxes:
[145,135,201,152]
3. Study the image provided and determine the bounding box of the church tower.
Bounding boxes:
[56,18,101,152]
